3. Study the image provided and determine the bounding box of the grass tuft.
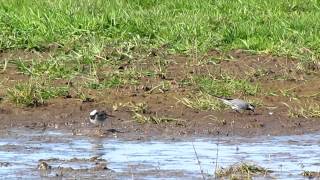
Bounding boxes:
[86,68,141,89]
[133,112,180,124]
[193,75,259,97]
[302,170,320,178]
[14,58,73,79]
[215,162,272,179]
[7,78,69,107]
[177,93,225,111]
[287,102,320,118]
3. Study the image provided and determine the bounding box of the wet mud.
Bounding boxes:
[1,50,320,139]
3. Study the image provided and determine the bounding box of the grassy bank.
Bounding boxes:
[0,0,319,118]
[1,0,320,57]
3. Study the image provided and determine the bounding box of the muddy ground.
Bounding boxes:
[0,49,320,139]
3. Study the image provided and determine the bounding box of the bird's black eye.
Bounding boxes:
[250,104,255,108]
[90,115,96,119]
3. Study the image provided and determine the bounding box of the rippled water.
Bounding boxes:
[0,128,319,179]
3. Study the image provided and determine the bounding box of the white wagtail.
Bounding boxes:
[89,110,114,130]
[217,97,255,113]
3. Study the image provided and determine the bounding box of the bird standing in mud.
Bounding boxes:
[89,110,114,130]
[217,97,255,113]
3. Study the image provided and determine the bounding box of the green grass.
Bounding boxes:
[177,76,260,111]
[177,93,225,111]
[7,78,69,106]
[13,58,74,79]
[193,75,259,97]
[133,112,180,124]
[86,70,141,89]
[1,0,320,62]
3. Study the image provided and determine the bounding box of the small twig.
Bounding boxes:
[300,92,320,98]
[214,131,220,179]
[94,55,107,61]
[1,59,8,73]
[146,84,162,94]
[192,142,205,180]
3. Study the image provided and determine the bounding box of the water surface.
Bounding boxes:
[0,128,319,179]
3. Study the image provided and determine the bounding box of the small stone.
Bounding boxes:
[94,162,109,170]
[38,161,51,170]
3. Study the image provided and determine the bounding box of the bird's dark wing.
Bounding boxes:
[224,97,234,100]
[213,95,233,100]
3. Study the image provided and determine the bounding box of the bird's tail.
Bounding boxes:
[213,96,233,106]
[106,114,115,117]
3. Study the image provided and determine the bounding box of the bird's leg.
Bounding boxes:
[235,109,241,114]
[99,123,103,132]
[249,109,255,115]
[108,119,112,130]
[235,109,244,117]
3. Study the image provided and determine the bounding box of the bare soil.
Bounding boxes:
[0,49,320,139]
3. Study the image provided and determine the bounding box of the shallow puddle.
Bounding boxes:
[0,128,319,179]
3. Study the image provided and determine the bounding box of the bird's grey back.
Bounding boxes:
[229,99,249,109]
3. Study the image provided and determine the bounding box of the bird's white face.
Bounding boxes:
[89,110,98,124]
[248,104,255,111]
[90,109,98,116]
